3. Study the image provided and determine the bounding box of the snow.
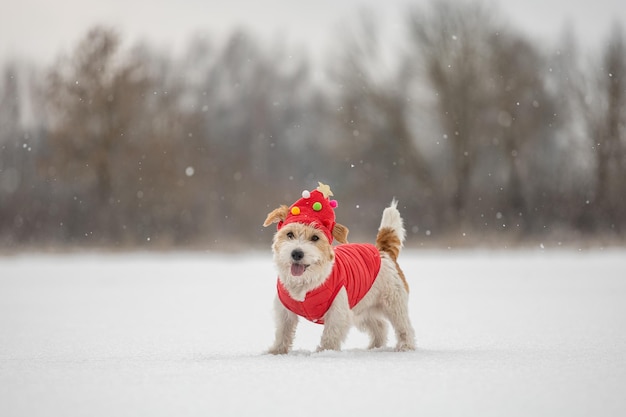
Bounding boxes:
[1,250,625,416]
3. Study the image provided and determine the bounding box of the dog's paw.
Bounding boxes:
[395,341,416,352]
[315,344,341,353]
[267,345,290,355]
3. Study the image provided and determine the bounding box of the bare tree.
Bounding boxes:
[0,66,20,140]
[0,65,23,240]
[487,30,561,231]
[327,10,439,238]
[0,63,55,245]
[43,27,172,243]
[407,0,567,236]
[408,0,498,226]
[184,31,322,240]
[46,28,121,206]
[586,24,626,231]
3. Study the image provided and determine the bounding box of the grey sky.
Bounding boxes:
[1,0,625,65]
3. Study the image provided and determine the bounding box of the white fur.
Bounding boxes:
[268,201,416,354]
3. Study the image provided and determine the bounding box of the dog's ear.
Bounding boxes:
[332,223,349,244]
[263,205,290,227]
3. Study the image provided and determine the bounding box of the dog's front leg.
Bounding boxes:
[317,287,352,352]
[268,296,298,355]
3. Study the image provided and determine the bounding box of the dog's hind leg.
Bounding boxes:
[356,314,388,349]
[317,288,352,352]
[268,296,299,355]
[381,289,416,351]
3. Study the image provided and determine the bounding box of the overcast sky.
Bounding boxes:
[1,0,625,65]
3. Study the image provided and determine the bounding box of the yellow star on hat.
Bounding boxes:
[316,182,334,199]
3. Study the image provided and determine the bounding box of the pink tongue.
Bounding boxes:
[291,263,306,276]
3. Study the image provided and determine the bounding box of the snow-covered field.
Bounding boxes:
[1,249,625,416]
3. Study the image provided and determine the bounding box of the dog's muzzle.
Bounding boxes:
[291,249,304,262]
[290,249,307,276]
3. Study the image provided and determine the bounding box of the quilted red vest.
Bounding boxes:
[276,243,381,324]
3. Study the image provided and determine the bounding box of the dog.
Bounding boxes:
[263,183,415,354]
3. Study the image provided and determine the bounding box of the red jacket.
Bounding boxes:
[277,243,381,324]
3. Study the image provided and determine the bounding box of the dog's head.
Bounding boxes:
[263,183,349,299]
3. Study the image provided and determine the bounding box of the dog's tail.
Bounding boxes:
[376,199,409,292]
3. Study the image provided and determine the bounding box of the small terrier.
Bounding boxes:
[263,183,415,354]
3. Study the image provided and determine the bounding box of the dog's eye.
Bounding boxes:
[286,232,295,239]
[311,235,319,242]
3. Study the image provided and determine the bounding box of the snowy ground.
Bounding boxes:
[1,249,625,417]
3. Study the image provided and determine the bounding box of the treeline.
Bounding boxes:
[1,0,625,250]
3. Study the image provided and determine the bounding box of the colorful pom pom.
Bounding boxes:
[312,202,322,211]
[291,206,301,215]
[329,200,338,208]
[301,190,311,199]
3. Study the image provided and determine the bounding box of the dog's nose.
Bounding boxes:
[291,249,304,262]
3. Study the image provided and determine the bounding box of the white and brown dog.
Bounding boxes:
[263,183,415,354]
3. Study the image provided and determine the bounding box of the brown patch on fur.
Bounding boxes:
[393,261,409,293]
[263,205,290,227]
[376,227,409,293]
[332,223,349,244]
[376,228,401,260]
